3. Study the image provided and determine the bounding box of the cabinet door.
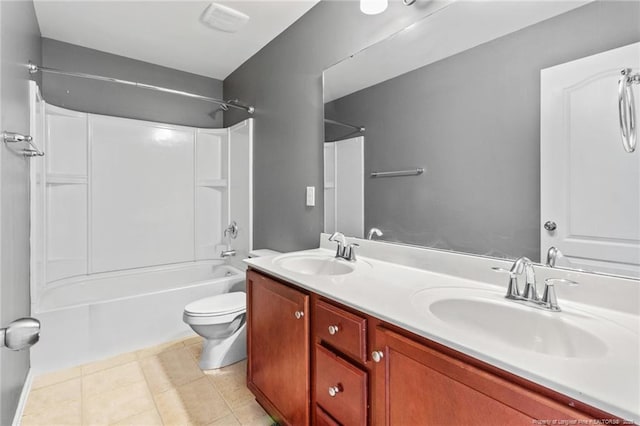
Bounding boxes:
[247,271,310,426]
[372,327,591,425]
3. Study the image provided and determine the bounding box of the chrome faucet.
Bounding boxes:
[546,246,560,267]
[328,232,359,262]
[492,256,577,312]
[367,227,383,240]
[518,257,539,301]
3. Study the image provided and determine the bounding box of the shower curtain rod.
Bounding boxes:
[324,118,365,133]
[27,62,255,114]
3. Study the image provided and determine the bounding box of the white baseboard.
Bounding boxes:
[12,368,33,426]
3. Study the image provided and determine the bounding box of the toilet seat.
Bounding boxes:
[183,292,246,325]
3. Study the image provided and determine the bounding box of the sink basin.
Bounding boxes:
[274,255,355,276]
[413,287,610,359]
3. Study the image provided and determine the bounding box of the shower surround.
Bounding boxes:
[29,84,253,371]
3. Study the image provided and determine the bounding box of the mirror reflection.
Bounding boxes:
[323,0,640,278]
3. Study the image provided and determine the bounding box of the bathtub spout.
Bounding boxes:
[221,249,236,258]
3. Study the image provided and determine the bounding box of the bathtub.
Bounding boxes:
[31,261,245,373]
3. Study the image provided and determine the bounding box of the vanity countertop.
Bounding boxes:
[244,245,640,423]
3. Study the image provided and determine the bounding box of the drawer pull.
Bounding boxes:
[328,325,340,335]
[328,384,342,397]
[294,310,304,319]
[372,350,384,363]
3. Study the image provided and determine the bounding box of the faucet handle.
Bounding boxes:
[542,278,578,312]
[492,266,520,299]
[328,232,345,243]
[344,243,359,262]
[329,232,347,258]
[491,266,516,277]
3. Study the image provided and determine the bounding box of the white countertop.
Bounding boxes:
[245,243,640,423]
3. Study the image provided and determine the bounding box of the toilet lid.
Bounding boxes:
[184,292,246,316]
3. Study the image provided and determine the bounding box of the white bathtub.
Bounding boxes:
[31,261,245,373]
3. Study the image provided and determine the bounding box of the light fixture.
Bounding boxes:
[200,3,250,33]
[360,0,388,15]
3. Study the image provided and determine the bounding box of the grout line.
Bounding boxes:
[138,349,166,426]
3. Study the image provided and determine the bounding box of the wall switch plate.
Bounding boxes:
[306,186,315,207]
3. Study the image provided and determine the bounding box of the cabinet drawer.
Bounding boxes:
[315,299,367,362]
[315,405,340,426]
[315,344,367,426]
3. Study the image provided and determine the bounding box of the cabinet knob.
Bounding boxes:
[328,325,339,335]
[371,350,384,363]
[294,311,304,320]
[328,385,342,397]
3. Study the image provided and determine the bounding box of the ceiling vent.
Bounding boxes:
[200,3,250,33]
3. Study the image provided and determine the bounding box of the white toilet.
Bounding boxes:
[183,249,280,370]
[183,292,247,370]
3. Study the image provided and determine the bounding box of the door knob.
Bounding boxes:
[1,317,40,351]
[544,221,557,231]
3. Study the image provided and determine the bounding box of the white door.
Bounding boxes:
[324,136,364,238]
[541,42,640,277]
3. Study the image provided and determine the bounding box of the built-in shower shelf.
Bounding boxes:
[324,184,335,189]
[197,179,228,188]
[46,174,88,185]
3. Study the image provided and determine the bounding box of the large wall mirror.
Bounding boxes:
[323,0,640,279]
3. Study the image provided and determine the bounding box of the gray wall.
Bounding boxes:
[224,1,432,252]
[42,38,224,128]
[325,1,640,260]
[0,0,41,424]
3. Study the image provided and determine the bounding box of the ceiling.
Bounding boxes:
[33,1,320,80]
[324,0,591,102]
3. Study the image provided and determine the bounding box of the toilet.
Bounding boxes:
[183,292,247,370]
[183,249,280,370]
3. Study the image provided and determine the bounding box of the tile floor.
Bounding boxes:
[21,336,274,426]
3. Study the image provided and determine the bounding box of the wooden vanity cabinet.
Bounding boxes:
[371,326,615,425]
[246,270,310,426]
[246,269,618,426]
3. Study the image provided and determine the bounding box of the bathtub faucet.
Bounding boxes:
[221,249,236,258]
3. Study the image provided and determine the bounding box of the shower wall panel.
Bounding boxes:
[90,116,195,273]
[45,105,88,282]
[39,105,233,290]
[196,129,229,260]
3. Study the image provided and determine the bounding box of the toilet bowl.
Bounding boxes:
[183,292,246,370]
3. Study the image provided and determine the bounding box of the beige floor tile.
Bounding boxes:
[232,400,273,426]
[154,377,232,425]
[136,338,186,359]
[24,377,81,415]
[186,341,203,361]
[112,409,163,426]
[141,346,204,394]
[182,335,203,346]
[208,366,253,409]
[83,381,155,425]
[31,366,82,390]
[204,360,246,378]
[207,414,241,426]
[21,398,82,426]
[83,361,146,398]
[81,351,138,375]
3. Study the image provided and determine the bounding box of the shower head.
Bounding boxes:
[208,103,229,120]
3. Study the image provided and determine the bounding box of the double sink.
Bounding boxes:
[272,252,635,362]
